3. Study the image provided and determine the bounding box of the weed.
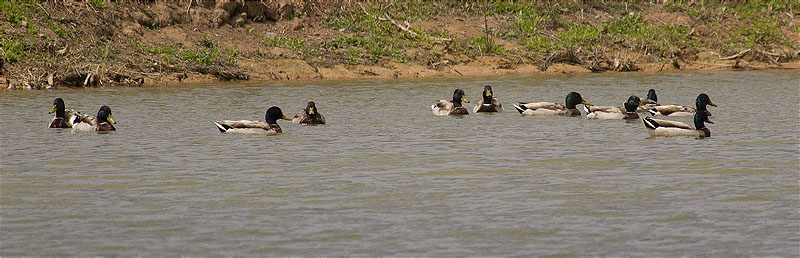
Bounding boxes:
[88,0,107,10]
[178,49,218,65]
[25,23,38,35]
[1,37,32,62]
[0,0,34,26]
[324,35,406,64]
[522,35,554,53]
[198,36,217,49]
[555,23,601,51]
[47,22,68,38]
[468,36,506,56]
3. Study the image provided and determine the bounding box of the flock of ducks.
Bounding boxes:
[48,86,715,138]
[48,99,325,134]
[48,98,116,132]
[430,85,717,138]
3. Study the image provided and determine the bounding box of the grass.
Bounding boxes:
[1,37,33,62]
[88,0,108,10]
[0,0,34,26]
[263,36,308,52]
[2,1,799,87]
[324,34,406,64]
[131,38,227,66]
[468,36,506,56]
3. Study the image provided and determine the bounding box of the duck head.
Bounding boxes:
[49,98,66,118]
[97,106,116,124]
[695,93,717,111]
[481,85,494,104]
[565,92,592,109]
[305,101,318,116]
[265,106,291,125]
[623,95,647,113]
[452,89,469,107]
[646,89,657,102]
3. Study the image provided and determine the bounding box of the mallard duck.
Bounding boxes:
[640,89,659,109]
[585,95,647,120]
[642,111,714,138]
[694,93,716,116]
[513,91,591,116]
[292,101,326,125]
[48,98,79,128]
[646,93,716,116]
[215,106,291,135]
[72,105,116,132]
[473,85,503,113]
[431,89,469,116]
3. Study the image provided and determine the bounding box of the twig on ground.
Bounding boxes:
[720,49,750,60]
[383,14,452,41]
[37,3,51,17]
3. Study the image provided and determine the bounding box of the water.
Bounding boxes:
[1,70,798,255]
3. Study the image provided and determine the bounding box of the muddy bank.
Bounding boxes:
[1,1,798,89]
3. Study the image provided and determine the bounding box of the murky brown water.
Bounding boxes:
[1,70,798,255]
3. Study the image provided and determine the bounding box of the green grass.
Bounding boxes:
[0,0,35,26]
[468,36,506,56]
[324,34,406,64]
[198,36,217,49]
[263,36,307,52]
[1,37,33,62]
[88,0,108,10]
[522,35,554,53]
[47,22,69,38]
[133,40,225,66]
[555,22,601,51]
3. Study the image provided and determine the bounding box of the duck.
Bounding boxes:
[48,98,79,128]
[642,111,714,138]
[215,106,291,135]
[473,85,503,113]
[431,89,469,116]
[694,93,717,116]
[646,93,716,116]
[72,105,116,132]
[585,95,647,120]
[513,91,592,116]
[292,101,326,125]
[640,89,659,109]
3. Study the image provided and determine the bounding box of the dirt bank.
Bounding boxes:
[1,1,798,90]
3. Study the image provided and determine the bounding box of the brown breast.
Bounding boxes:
[450,107,469,115]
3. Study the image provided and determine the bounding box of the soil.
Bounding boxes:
[1,2,798,90]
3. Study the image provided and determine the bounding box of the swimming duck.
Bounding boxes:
[72,105,116,132]
[640,89,659,109]
[646,93,716,116]
[694,93,716,116]
[215,106,291,135]
[642,111,714,138]
[513,91,592,116]
[473,85,503,113]
[292,101,326,125]
[432,89,469,116]
[585,95,647,120]
[48,98,79,128]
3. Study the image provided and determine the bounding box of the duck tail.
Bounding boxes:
[647,108,657,116]
[512,104,527,114]
[642,117,659,130]
[582,104,592,114]
[214,122,231,133]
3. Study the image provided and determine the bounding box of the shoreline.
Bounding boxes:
[1,2,798,90]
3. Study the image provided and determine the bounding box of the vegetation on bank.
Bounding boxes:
[1,1,798,89]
